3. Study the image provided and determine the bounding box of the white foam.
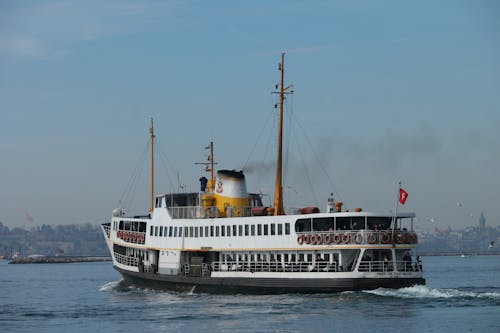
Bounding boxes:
[99,280,122,292]
[365,285,500,299]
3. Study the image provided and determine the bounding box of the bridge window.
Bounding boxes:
[285,223,290,235]
[295,218,311,233]
[251,224,255,236]
[313,217,334,231]
[245,224,249,236]
[216,226,220,237]
[271,224,275,235]
[159,226,163,237]
[227,225,231,236]
[264,224,268,236]
[278,224,283,235]
[238,225,243,236]
[154,226,158,236]
[221,225,225,237]
[257,224,262,236]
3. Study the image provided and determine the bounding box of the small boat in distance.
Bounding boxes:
[101,54,425,293]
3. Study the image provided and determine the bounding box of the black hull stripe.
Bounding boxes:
[115,266,425,294]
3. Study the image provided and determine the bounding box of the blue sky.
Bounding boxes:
[1,0,499,229]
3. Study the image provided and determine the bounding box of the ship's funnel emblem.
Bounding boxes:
[216,181,223,194]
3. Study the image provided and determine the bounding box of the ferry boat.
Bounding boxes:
[101,54,425,293]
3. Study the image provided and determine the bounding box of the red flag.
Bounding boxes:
[399,188,408,205]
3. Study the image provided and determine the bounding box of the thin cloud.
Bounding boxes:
[0,0,185,61]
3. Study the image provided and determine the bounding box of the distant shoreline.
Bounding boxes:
[8,256,112,264]
[417,250,500,256]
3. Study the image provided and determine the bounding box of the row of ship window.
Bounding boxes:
[149,223,291,238]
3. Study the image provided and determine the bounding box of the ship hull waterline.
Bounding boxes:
[115,266,425,294]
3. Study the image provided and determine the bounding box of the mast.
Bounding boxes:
[273,53,293,216]
[149,118,155,213]
[195,141,217,192]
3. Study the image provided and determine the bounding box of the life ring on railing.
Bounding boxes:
[380,232,391,244]
[333,233,341,244]
[316,234,323,245]
[354,233,363,244]
[310,234,318,245]
[342,233,350,244]
[396,232,405,244]
[367,233,377,244]
[304,234,311,244]
[117,231,121,238]
[297,235,304,245]
[324,234,332,244]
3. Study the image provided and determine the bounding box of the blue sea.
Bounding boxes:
[1,255,499,333]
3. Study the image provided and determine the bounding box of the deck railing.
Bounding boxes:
[296,230,418,246]
[103,224,110,238]
[113,252,139,267]
[212,260,338,273]
[358,260,422,272]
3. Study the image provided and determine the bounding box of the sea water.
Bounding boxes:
[1,255,499,333]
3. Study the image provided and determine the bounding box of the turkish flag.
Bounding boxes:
[399,188,408,205]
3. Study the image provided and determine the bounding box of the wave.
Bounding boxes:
[99,280,124,292]
[364,285,500,300]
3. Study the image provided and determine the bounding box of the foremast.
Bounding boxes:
[273,53,293,216]
[149,118,155,213]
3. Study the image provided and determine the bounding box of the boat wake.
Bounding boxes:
[99,280,127,292]
[364,285,500,300]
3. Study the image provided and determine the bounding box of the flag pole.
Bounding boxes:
[391,181,401,243]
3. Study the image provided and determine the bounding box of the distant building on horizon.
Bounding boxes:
[479,212,486,230]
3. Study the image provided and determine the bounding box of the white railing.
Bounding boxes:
[103,224,110,238]
[114,252,138,267]
[212,261,338,273]
[358,260,422,272]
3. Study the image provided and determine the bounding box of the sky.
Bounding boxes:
[1,0,499,230]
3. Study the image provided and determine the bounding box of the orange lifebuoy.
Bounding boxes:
[367,233,376,244]
[342,233,350,244]
[304,234,311,244]
[316,234,323,245]
[354,233,363,244]
[396,232,405,244]
[297,235,304,245]
[380,232,391,244]
[333,233,341,244]
[324,234,332,244]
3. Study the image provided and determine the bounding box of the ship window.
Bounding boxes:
[195,227,198,238]
[278,224,283,235]
[124,221,131,230]
[245,224,249,236]
[307,254,312,262]
[189,227,194,237]
[336,217,350,230]
[299,253,304,261]
[263,224,268,236]
[159,197,162,208]
[295,218,311,233]
[291,254,296,262]
[169,226,173,237]
[150,226,153,236]
[174,227,177,237]
[284,253,289,262]
[205,226,209,237]
[251,224,255,236]
[210,226,214,237]
[182,227,186,237]
[221,225,225,237]
[155,197,158,208]
[216,226,219,237]
[270,224,275,235]
[285,223,290,235]
[200,226,203,237]
[159,226,163,237]
[238,225,243,236]
[139,222,146,232]
[257,224,262,236]
[227,225,231,236]
[119,220,124,230]
[155,226,158,237]
[233,225,237,237]
[367,217,392,230]
[313,217,333,231]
